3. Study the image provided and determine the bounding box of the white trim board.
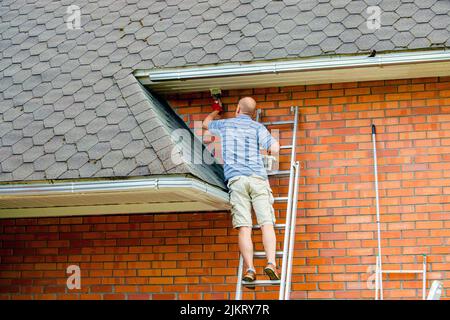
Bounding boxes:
[0,176,230,218]
[135,50,450,93]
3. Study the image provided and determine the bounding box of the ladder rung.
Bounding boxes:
[242,280,281,287]
[262,120,295,126]
[267,170,290,176]
[253,223,286,230]
[274,196,288,202]
[264,145,291,151]
[382,270,423,274]
[254,251,283,258]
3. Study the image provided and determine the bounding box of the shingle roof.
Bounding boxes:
[1,0,449,184]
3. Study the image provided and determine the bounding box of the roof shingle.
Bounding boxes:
[1,0,449,186]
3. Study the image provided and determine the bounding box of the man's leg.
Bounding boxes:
[261,224,277,266]
[238,226,255,271]
[228,177,254,276]
[250,176,279,279]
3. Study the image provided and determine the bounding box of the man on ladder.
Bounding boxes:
[202,96,281,284]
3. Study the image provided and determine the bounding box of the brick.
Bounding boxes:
[3,78,450,301]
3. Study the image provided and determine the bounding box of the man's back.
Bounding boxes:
[208,114,275,182]
[203,97,281,282]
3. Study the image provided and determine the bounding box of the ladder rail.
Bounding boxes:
[277,166,293,299]
[284,161,300,300]
[279,106,299,300]
[235,254,244,300]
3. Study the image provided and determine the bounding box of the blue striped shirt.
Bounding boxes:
[208,114,276,182]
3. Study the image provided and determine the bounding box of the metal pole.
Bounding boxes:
[235,254,243,300]
[279,106,298,300]
[422,255,427,300]
[284,161,300,300]
[372,124,383,300]
[375,256,379,300]
[378,257,383,300]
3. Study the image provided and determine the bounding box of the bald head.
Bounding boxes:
[237,97,256,116]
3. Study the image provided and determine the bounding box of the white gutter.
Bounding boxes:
[135,49,450,82]
[0,176,228,200]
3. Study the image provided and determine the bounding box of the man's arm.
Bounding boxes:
[202,110,220,130]
[258,125,279,155]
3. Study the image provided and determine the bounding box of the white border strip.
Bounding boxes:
[0,176,229,202]
[136,50,450,82]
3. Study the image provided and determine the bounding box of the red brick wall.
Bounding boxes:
[1,76,450,299]
[0,214,241,300]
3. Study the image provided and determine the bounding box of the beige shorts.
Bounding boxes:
[227,175,275,229]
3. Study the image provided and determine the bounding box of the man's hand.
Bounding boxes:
[211,99,223,112]
[269,140,280,155]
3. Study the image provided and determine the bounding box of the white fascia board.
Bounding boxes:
[136,49,450,82]
[0,176,230,218]
[0,178,159,195]
[0,176,225,197]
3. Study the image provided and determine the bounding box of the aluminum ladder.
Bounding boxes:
[235,106,300,300]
